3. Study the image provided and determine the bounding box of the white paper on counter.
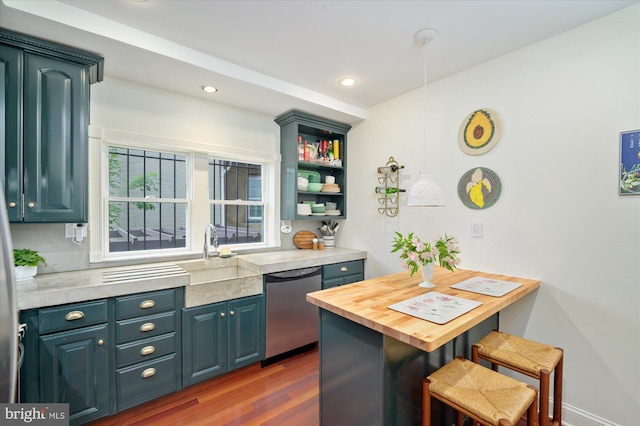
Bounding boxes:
[388,291,482,325]
[450,277,522,297]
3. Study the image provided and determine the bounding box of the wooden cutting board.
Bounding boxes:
[293,231,317,249]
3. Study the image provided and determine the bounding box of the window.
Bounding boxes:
[208,159,264,246]
[107,146,188,253]
[91,128,277,263]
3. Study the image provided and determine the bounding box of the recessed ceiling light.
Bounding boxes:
[201,85,218,93]
[339,78,356,87]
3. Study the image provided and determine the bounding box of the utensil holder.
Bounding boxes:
[324,236,335,248]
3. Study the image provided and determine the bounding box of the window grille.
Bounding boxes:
[108,147,188,253]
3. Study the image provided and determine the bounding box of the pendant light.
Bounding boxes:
[407,28,445,207]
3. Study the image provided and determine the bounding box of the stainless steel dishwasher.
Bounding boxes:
[264,266,321,363]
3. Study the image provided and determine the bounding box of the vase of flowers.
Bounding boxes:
[391,232,461,288]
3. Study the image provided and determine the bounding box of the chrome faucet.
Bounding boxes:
[203,224,219,259]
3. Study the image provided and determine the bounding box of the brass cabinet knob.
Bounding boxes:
[27,202,35,208]
[229,311,235,316]
[65,311,85,321]
[341,266,348,272]
[220,312,225,318]
[141,368,156,379]
[140,346,156,356]
[139,322,155,332]
[97,339,104,346]
[140,300,155,309]
[8,202,16,208]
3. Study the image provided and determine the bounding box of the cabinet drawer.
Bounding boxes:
[116,354,179,411]
[116,311,176,344]
[116,332,177,368]
[38,300,108,334]
[322,260,364,281]
[115,289,178,320]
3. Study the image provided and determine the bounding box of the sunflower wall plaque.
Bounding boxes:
[458,109,502,155]
[458,167,502,209]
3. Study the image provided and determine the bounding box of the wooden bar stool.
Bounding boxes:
[422,357,537,426]
[472,330,563,426]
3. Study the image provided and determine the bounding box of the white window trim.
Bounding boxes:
[89,126,279,264]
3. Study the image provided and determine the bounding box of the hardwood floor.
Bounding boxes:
[89,348,531,426]
[90,348,319,426]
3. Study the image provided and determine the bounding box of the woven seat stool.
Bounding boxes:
[422,357,537,426]
[472,330,563,426]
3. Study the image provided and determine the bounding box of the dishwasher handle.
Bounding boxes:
[266,266,322,282]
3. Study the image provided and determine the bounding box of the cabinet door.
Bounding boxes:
[342,272,364,286]
[322,276,344,290]
[0,44,23,222]
[23,53,89,222]
[182,302,226,387]
[39,323,111,425]
[228,295,265,371]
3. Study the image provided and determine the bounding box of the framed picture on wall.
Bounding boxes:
[620,129,640,195]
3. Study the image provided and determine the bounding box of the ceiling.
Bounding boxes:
[1,0,637,124]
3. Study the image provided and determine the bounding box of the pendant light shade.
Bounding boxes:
[407,173,445,206]
[408,28,445,207]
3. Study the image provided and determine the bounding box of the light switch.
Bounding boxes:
[471,221,482,238]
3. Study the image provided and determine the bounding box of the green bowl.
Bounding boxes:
[308,182,323,192]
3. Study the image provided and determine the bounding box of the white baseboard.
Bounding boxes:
[560,399,620,426]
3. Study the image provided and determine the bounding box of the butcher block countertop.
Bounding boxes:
[306,266,539,352]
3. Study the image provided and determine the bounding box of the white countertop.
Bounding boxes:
[17,248,367,311]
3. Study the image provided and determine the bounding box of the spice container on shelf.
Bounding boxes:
[304,140,310,161]
[298,136,304,161]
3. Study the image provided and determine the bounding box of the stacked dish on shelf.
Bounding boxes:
[296,203,312,216]
[297,176,308,191]
[311,204,326,216]
[322,183,340,193]
[325,209,341,216]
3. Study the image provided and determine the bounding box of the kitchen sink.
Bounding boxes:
[178,257,263,308]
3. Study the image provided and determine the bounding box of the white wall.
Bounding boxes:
[342,5,639,425]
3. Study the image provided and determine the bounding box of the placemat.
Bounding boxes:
[388,291,482,325]
[451,277,522,297]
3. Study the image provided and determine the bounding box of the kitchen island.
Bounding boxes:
[306,267,539,426]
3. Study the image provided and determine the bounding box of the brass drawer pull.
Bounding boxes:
[140,346,156,356]
[8,202,16,208]
[65,311,85,321]
[340,266,348,272]
[97,339,104,346]
[27,202,35,208]
[140,323,155,332]
[220,312,225,318]
[141,368,156,379]
[140,300,156,309]
[229,311,235,316]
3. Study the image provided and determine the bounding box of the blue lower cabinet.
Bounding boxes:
[114,289,182,412]
[39,323,111,425]
[116,354,180,411]
[19,300,114,426]
[182,294,265,387]
[322,260,364,289]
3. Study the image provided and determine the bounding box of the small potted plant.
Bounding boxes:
[13,248,47,282]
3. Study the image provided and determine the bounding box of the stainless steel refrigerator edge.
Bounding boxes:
[0,187,18,403]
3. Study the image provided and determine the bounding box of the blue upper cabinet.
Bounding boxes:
[0,28,103,223]
[275,111,351,221]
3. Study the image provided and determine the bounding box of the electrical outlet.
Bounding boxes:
[471,221,483,238]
